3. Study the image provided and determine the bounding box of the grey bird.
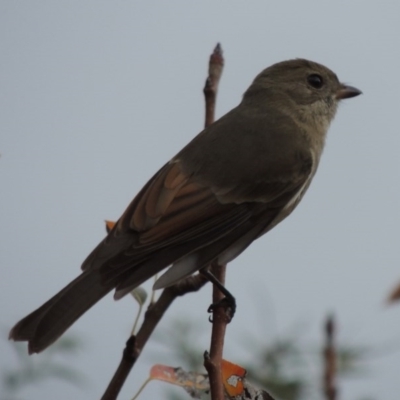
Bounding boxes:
[9,59,361,354]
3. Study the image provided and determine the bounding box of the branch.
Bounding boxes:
[101,274,208,400]
[204,263,230,400]
[323,314,337,400]
[202,44,227,400]
[203,43,224,128]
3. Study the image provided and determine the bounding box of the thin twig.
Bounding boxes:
[323,314,337,400]
[202,43,227,400]
[387,281,400,303]
[204,263,229,400]
[204,43,224,128]
[101,274,208,400]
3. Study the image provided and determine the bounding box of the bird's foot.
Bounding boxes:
[208,294,236,323]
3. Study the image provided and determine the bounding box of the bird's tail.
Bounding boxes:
[9,269,113,354]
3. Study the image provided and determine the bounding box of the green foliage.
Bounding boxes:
[336,345,371,377]
[156,318,374,400]
[156,319,206,372]
[244,336,307,400]
[2,335,86,400]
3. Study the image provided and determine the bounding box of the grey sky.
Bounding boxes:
[1,1,400,399]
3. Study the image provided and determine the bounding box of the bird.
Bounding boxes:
[9,58,361,354]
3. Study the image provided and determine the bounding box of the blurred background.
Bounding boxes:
[1,1,400,399]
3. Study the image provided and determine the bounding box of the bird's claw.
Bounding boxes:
[207,296,236,323]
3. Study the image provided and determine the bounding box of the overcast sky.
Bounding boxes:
[1,2,400,400]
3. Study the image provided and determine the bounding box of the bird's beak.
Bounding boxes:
[336,84,362,100]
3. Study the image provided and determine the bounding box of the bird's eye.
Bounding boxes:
[307,74,324,89]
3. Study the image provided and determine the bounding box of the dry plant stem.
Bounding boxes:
[101,274,208,400]
[204,43,224,128]
[323,315,337,400]
[387,281,400,303]
[202,43,226,400]
[204,262,229,400]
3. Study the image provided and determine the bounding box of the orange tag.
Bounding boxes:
[221,359,246,397]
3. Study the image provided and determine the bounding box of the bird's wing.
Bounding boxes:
[81,157,312,297]
[97,162,252,277]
